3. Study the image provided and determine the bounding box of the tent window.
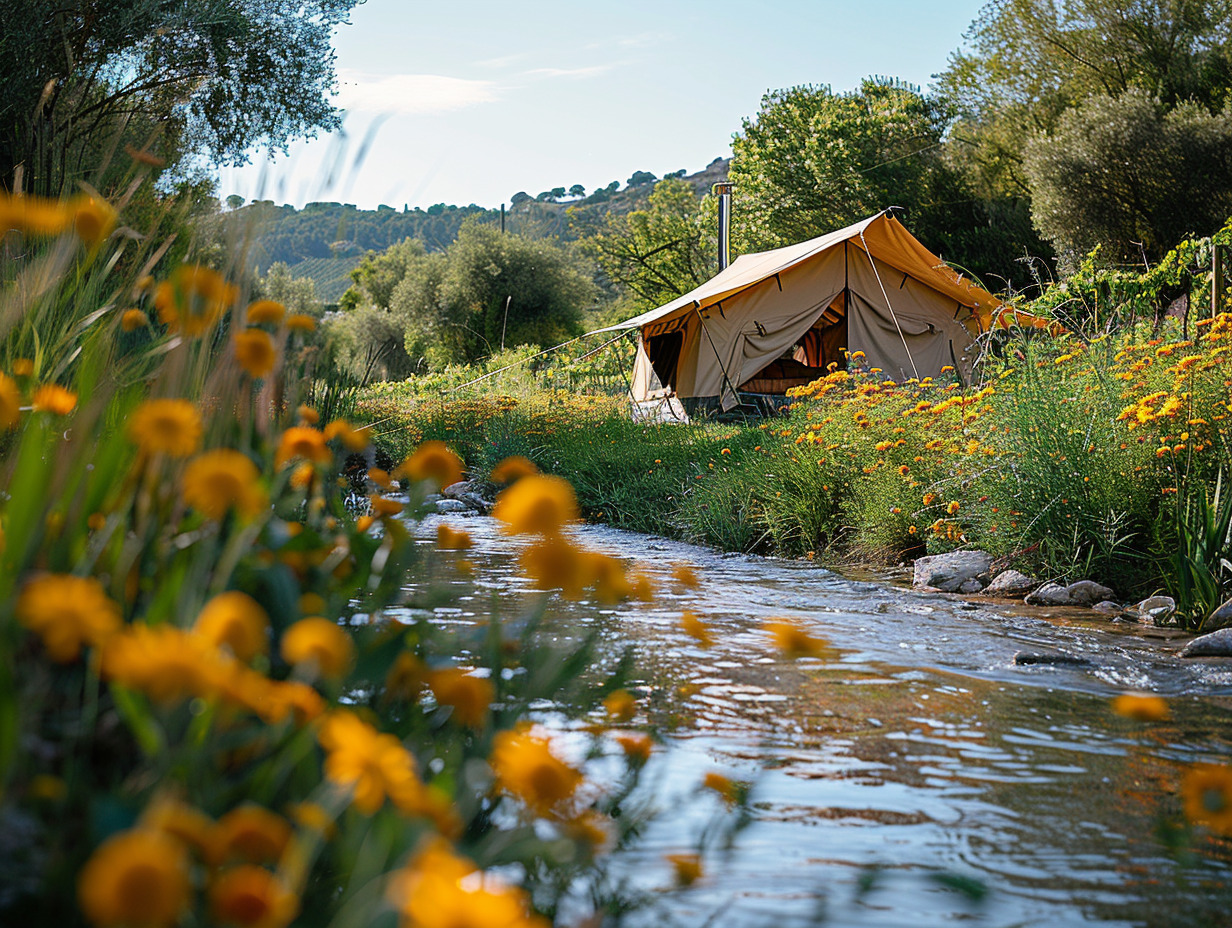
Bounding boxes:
[646,331,684,390]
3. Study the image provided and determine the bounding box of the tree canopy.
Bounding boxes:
[1,0,360,194]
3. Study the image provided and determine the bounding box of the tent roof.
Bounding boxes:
[594,211,1014,335]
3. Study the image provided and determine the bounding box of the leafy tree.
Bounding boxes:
[340,239,430,312]
[728,78,1046,282]
[1023,89,1232,265]
[226,194,246,210]
[510,191,533,206]
[939,0,1232,197]
[627,170,657,187]
[392,223,594,367]
[259,262,320,316]
[1,0,359,194]
[579,177,715,311]
[568,184,586,198]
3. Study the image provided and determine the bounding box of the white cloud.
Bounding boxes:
[523,64,613,80]
[335,71,499,115]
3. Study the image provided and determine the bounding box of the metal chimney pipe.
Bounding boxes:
[713,182,733,271]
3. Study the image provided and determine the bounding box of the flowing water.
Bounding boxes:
[410,514,1232,927]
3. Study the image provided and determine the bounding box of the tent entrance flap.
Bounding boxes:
[646,330,683,390]
[739,293,848,395]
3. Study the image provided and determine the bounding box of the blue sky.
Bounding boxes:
[219,0,984,210]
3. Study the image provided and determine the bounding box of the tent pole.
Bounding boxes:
[858,228,921,381]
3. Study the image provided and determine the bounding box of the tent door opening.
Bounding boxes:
[646,330,684,391]
[737,293,848,395]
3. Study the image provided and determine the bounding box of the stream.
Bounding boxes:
[407,513,1232,927]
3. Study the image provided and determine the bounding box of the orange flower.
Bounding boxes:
[490,728,583,816]
[317,710,423,815]
[214,805,292,865]
[209,866,299,928]
[280,617,354,680]
[490,455,538,484]
[194,591,269,662]
[153,265,237,336]
[494,475,578,535]
[274,427,330,469]
[428,667,493,728]
[370,495,404,518]
[183,450,266,521]
[1111,691,1169,722]
[765,619,827,658]
[666,852,703,887]
[0,373,20,429]
[127,399,203,458]
[17,574,122,662]
[11,358,32,377]
[286,314,316,333]
[121,308,149,332]
[32,383,77,414]
[245,300,286,326]
[69,194,117,245]
[680,611,713,647]
[672,563,700,589]
[603,689,636,722]
[1181,763,1232,836]
[519,534,586,597]
[702,772,739,805]
[397,441,463,489]
[615,732,653,763]
[436,523,473,550]
[77,828,190,928]
[324,419,372,451]
[235,329,277,379]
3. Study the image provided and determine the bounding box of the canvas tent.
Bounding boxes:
[597,211,1043,413]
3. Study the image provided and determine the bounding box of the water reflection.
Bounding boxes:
[408,513,1232,927]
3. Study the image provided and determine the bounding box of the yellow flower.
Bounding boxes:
[12,358,33,377]
[0,192,71,237]
[1111,691,1169,722]
[214,805,292,865]
[286,313,316,333]
[385,652,428,702]
[102,625,234,705]
[154,265,237,336]
[397,441,464,489]
[1181,763,1232,836]
[603,689,636,722]
[680,611,713,647]
[121,308,149,332]
[615,732,653,763]
[491,728,583,816]
[127,399,203,458]
[297,405,319,425]
[490,455,539,484]
[77,828,190,928]
[765,619,827,658]
[324,419,372,451]
[140,796,219,859]
[280,617,353,680]
[581,550,629,603]
[666,852,703,887]
[69,194,117,245]
[318,710,423,814]
[428,668,493,728]
[209,866,299,928]
[368,467,393,489]
[436,523,473,550]
[922,492,937,505]
[32,383,77,414]
[274,426,331,469]
[672,563,700,589]
[245,299,287,326]
[235,329,277,379]
[194,591,269,662]
[183,450,266,521]
[702,772,739,805]
[370,495,404,518]
[946,500,961,515]
[387,842,546,928]
[494,475,578,535]
[17,574,122,662]
[519,534,586,597]
[0,373,20,428]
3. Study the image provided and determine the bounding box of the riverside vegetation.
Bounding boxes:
[356,225,1232,634]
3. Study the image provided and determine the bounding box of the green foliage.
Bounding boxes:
[1024,90,1232,266]
[579,177,716,312]
[1169,472,1232,630]
[939,0,1232,198]
[727,78,1046,285]
[1,0,358,194]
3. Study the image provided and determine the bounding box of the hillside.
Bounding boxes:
[237,159,730,299]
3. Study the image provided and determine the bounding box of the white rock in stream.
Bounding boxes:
[912,550,993,592]
[985,569,1040,597]
[1181,627,1232,657]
